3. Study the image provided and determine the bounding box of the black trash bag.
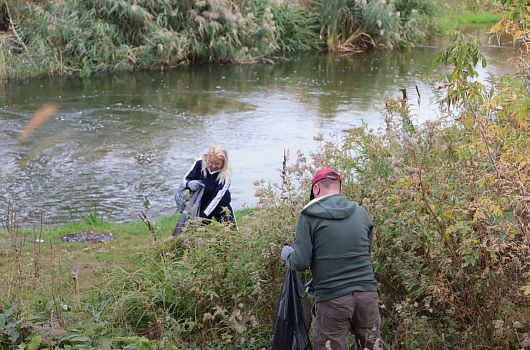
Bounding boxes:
[271,268,312,350]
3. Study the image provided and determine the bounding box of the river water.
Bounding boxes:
[0,30,518,226]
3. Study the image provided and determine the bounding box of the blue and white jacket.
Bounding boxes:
[182,159,231,218]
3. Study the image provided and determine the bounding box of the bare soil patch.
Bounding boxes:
[59,232,115,243]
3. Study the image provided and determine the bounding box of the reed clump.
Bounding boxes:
[0,0,321,79]
[0,0,441,80]
[316,0,436,51]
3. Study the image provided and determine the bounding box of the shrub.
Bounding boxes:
[292,33,529,348]
[96,216,296,348]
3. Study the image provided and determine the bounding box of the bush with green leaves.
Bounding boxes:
[95,216,295,348]
[287,33,529,348]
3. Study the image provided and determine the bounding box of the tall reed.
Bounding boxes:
[1,0,440,80]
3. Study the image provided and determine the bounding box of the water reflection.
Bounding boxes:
[0,36,518,226]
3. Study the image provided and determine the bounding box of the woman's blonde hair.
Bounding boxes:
[201,144,231,185]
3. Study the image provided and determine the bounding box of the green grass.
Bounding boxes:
[438,11,505,33]
[0,209,254,306]
[1,208,269,349]
[0,213,177,304]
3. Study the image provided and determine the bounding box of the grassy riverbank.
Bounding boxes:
[434,0,504,30]
[1,214,173,303]
[0,210,253,304]
[1,207,283,349]
[437,11,504,33]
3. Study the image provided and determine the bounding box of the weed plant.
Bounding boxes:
[94,206,301,347]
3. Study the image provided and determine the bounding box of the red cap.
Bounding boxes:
[310,168,341,200]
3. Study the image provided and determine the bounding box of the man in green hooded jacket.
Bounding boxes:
[281,168,380,350]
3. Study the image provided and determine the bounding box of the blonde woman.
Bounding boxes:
[176,144,235,225]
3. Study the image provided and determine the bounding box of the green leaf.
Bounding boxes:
[521,284,530,296]
[27,335,42,350]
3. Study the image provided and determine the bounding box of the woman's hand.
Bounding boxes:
[187,180,203,191]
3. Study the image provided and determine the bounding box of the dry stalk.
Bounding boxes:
[3,205,17,299]
[71,270,81,310]
[139,211,157,241]
[280,149,290,199]
[15,223,25,294]
[48,239,66,327]
[33,213,43,279]
[5,202,17,238]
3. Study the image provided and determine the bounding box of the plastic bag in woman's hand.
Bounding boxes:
[175,184,187,213]
[271,268,312,350]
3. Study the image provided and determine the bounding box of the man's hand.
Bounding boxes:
[281,245,294,261]
[187,180,203,191]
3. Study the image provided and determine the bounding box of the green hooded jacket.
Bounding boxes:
[286,194,378,302]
